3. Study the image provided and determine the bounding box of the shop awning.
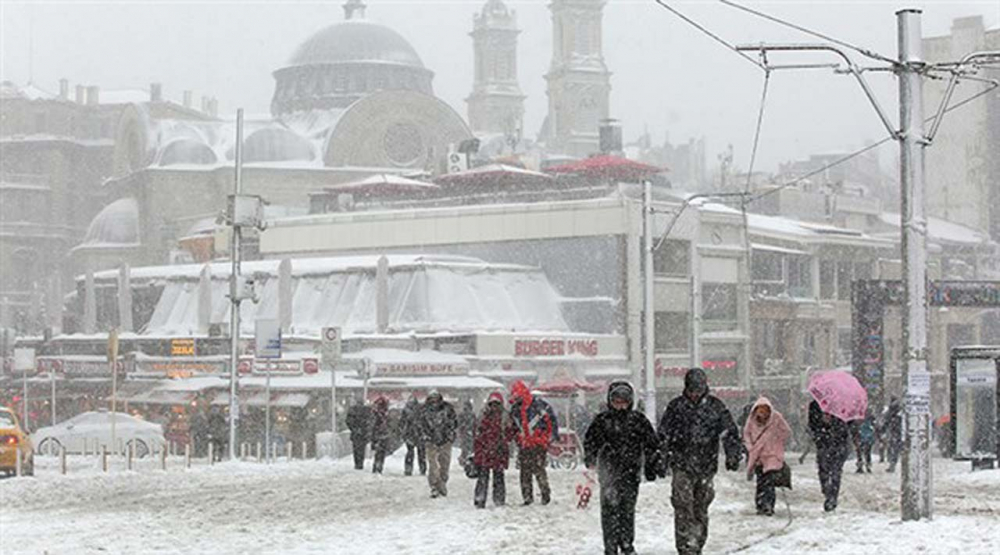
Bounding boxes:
[210,391,312,408]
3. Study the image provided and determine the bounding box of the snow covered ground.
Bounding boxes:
[1,451,998,554]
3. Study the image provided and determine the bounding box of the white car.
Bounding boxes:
[31,410,165,458]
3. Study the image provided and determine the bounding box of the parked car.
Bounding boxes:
[0,406,34,476]
[32,410,165,458]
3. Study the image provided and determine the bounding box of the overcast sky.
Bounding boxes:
[2,0,997,172]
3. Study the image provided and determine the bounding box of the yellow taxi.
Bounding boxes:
[0,406,34,476]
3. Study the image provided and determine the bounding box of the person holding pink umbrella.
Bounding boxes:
[806,370,867,512]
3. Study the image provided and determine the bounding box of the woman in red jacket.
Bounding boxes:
[473,392,513,508]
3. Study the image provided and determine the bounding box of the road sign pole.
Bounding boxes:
[265,359,271,464]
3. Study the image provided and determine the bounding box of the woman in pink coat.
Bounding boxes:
[743,396,791,516]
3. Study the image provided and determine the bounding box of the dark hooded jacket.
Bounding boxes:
[419,393,458,447]
[584,382,660,484]
[399,397,423,445]
[346,402,371,443]
[808,399,849,453]
[657,368,741,477]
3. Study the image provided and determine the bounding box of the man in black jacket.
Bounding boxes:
[419,390,458,498]
[657,368,741,555]
[808,399,850,511]
[346,398,371,470]
[585,382,659,555]
[400,396,426,476]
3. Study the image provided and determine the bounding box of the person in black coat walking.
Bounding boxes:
[419,390,458,498]
[657,368,741,555]
[370,397,391,474]
[584,382,659,555]
[346,398,371,470]
[882,397,903,473]
[808,399,850,511]
[400,396,426,476]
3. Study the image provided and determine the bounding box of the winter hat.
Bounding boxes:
[488,391,504,405]
[684,367,709,397]
[427,389,442,402]
[607,381,634,410]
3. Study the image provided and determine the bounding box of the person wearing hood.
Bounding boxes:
[346,397,372,470]
[742,397,791,516]
[657,368,741,555]
[808,399,850,512]
[881,397,903,473]
[400,396,427,476]
[370,397,391,474]
[419,390,458,498]
[584,382,660,555]
[509,380,560,505]
[473,392,514,508]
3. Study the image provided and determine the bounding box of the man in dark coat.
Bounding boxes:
[509,380,560,506]
[473,392,513,508]
[657,368,741,555]
[808,399,850,511]
[369,397,391,474]
[419,390,458,498]
[457,400,476,470]
[400,396,426,476]
[882,397,903,472]
[206,406,228,462]
[585,382,659,555]
[346,398,371,470]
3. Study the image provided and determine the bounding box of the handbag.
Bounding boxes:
[464,455,480,479]
[774,462,792,489]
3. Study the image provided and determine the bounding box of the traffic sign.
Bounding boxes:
[321,327,342,368]
[255,319,282,359]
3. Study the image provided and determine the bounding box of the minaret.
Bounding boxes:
[466,0,526,141]
[542,0,611,157]
[343,0,366,20]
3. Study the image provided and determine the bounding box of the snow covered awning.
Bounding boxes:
[341,374,504,391]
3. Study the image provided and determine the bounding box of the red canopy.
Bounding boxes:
[544,155,664,181]
[434,163,552,188]
[532,378,605,395]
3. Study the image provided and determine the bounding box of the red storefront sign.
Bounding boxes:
[514,338,599,357]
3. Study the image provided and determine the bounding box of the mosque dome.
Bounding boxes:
[80,198,140,247]
[271,6,434,117]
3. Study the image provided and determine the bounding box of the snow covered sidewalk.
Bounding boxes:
[1,452,997,554]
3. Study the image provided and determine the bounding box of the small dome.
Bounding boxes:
[287,21,425,69]
[243,127,316,163]
[82,198,140,246]
[159,138,218,166]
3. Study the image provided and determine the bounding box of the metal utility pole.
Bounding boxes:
[642,181,657,423]
[228,109,245,462]
[896,8,932,521]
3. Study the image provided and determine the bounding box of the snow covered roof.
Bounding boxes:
[877,212,990,246]
[87,254,570,337]
[286,20,426,69]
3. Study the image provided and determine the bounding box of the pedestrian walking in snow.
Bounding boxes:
[400,396,427,476]
[742,396,791,516]
[852,409,876,473]
[881,397,903,473]
[584,382,659,555]
[657,368,741,555]
[808,399,850,512]
[346,398,371,470]
[458,399,476,470]
[370,397,391,474]
[509,380,559,506]
[420,390,458,498]
[207,406,227,462]
[473,392,514,508]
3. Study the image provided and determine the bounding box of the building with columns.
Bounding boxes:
[466,0,525,140]
[540,0,612,158]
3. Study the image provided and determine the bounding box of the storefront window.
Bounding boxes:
[654,311,689,351]
[820,260,836,299]
[653,239,690,276]
[702,283,737,323]
[787,256,812,298]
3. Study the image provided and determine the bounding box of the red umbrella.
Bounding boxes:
[544,155,664,182]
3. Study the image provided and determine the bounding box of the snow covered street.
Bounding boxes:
[1,451,998,554]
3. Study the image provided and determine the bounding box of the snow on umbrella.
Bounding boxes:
[544,154,664,182]
[434,163,552,188]
[532,378,604,395]
[807,370,868,422]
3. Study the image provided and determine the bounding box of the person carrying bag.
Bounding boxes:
[742,396,791,516]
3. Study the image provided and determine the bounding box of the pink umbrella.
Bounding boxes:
[807,370,868,422]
